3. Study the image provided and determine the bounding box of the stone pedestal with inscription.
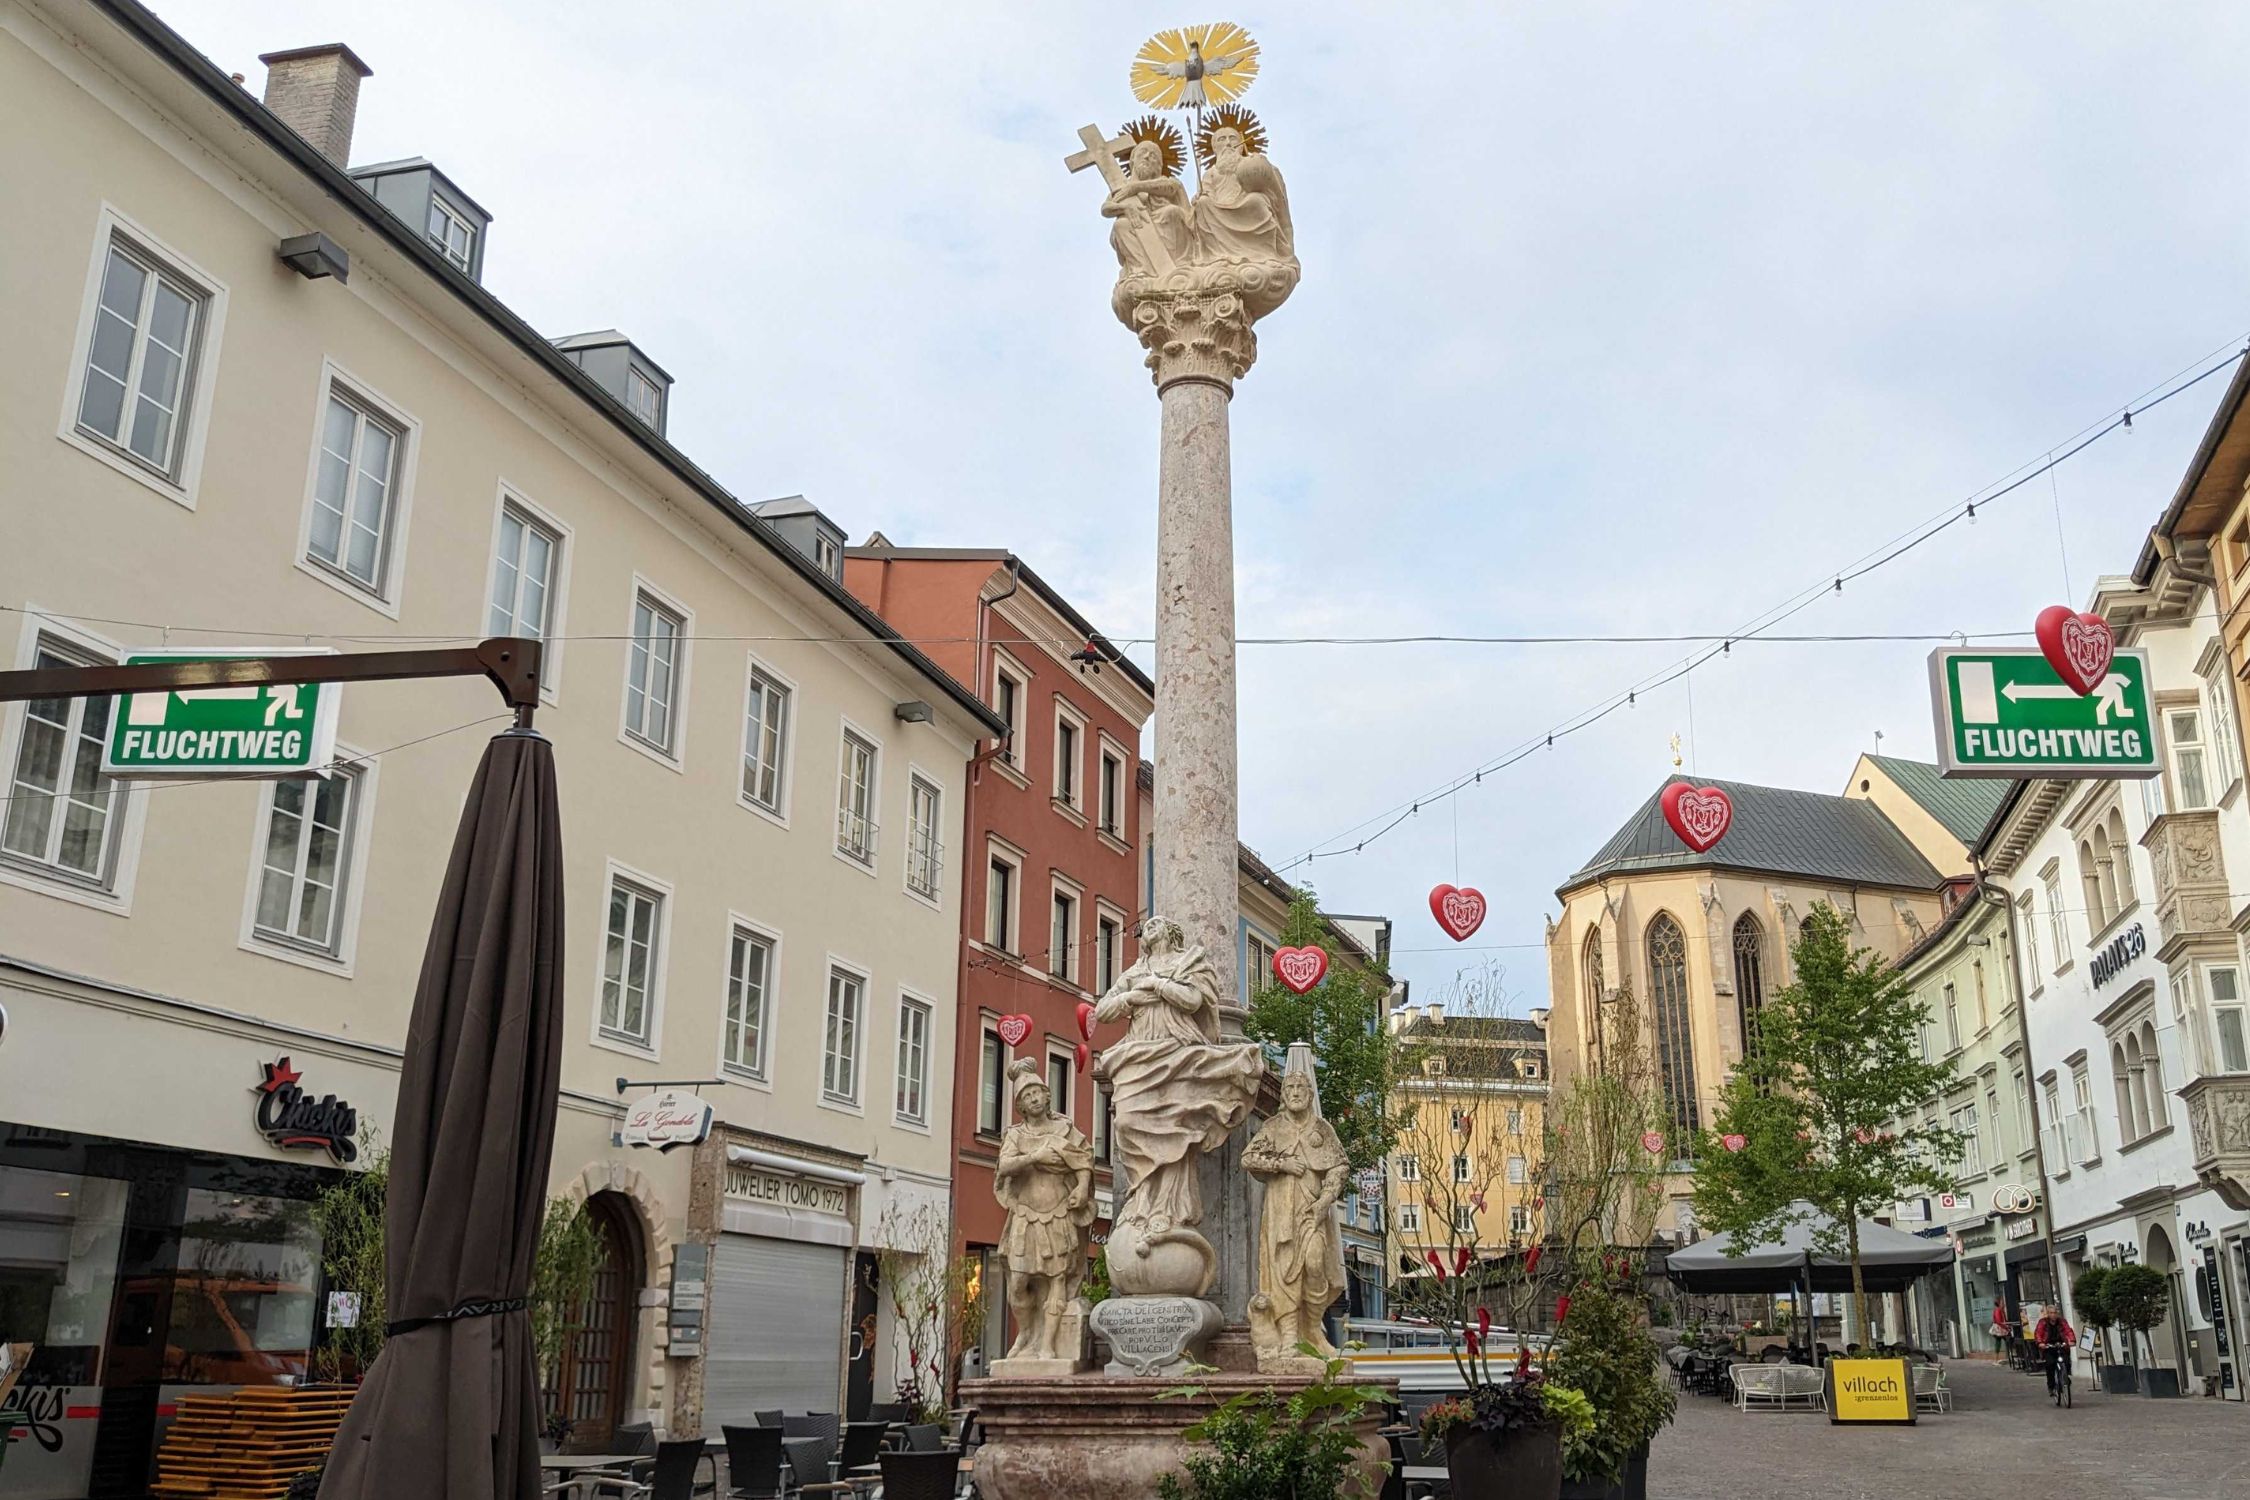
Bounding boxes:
[1088,1295,1222,1377]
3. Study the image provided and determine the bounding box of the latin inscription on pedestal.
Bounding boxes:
[1090,1296,1222,1376]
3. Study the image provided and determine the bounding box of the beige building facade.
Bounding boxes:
[0,4,1001,1490]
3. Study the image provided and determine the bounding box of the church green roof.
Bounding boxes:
[1560,775,1945,896]
[1863,754,2013,846]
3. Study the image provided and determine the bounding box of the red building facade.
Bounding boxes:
[843,546,1153,1336]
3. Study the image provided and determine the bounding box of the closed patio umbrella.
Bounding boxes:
[321,727,565,1500]
[1664,1202,1953,1296]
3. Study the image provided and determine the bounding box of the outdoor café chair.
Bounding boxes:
[722,1424,786,1500]
[781,1437,853,1498]
[782,1413,841,1451]
[591,1440,707,1500]
[1733,1364,1784,1412]
[1911,1363,1951,1413]
[900,1423,946,1452]
[754,1410,785,1429]
[876,1448,965,1500]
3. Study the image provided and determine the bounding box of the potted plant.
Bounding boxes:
[1549,1268,1675,1500]
[1159,1347,1390,1500]
[2073,1267,2132,1394]
[1420,1369,1569,1500]
[2103,1263,2178,1398]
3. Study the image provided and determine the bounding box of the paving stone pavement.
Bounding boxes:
[1649,1358,2250,1500]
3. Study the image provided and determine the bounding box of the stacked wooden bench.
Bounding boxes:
[150,1386,352,1499]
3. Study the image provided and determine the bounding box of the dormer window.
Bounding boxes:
[626,366,663,429]
[426,197,476,272]
[814,532,842,579]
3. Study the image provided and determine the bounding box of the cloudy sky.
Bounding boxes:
[175,1,2250,1010]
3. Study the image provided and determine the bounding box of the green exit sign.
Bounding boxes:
[101,649,342,779]
[1928,646,2158,780]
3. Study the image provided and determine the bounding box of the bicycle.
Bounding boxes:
[2043,1343,2073,1408]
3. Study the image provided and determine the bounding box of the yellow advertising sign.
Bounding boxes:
[1827,1357,1916,1425]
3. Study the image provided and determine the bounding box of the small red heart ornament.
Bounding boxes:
[995,1013,1033,1049]
[1429,884,1487,941]
[2035,605,2114,696]
[1640,1130,1666,1155]
[1075,1041,1090,1074]
[1722,1133,1747,1153]
[1661,782,1733,853]
[1075,1001,1097,1042]
[1273,945,1329,994]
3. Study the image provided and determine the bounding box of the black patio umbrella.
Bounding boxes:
[320,727,564,1500]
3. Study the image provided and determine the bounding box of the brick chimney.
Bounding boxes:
[258,44,372,167]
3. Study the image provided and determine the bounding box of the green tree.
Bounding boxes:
[1243,890,1415,1173]
[1691,904,1964,1344]
[2102,1262,2171,1377]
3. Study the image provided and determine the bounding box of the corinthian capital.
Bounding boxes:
[1131,292,1258,390]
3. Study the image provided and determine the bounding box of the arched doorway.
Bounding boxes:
[2143,1224,2190,1384]
[548,1191,644,1452]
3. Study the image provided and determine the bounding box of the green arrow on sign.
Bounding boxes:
[1927,646,2158,780]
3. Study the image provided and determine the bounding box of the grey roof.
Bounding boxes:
[1559,775,1945,895]
[1864,755,2012,845]
[1396,1015,1544,1044]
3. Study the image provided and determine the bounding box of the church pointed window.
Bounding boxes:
[1647,913,1700,1155]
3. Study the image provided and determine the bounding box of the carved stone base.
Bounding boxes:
[992,1301,1091,1380]
[1089,1295,1222,1376]
[990,1355,1089,1379]
[961,1373,1393,1500]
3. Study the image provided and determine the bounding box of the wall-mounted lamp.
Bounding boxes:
[278,232,350,283]
[893,700,933,723]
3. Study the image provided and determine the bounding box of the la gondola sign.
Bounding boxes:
[101,648,342,779]
[1927,646,2158,780]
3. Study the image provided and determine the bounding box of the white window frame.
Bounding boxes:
[1943,983,1961,1052]
[426,195,477,272]
[1095,904,1127,995]
[1397,1203,1422,1235]
[904,769,944,907]
[895,990,934,1129]
[0,623,142,910]
[483,486,570,701]
[1452,1153,1472,1184]
[617,577,692,769]
[2206,962,2248,1075]
[1246,929,1278,995]
[294,360,420,616]
[2018,892,2041,987]
[1046,1046,1074,1122]
[2205,660,2245,794]
[2070,1062,2100,1164]
[985,840,1023,954]
[821,957,869,1111]
[2168,706,2213,811]
[992,651,1029,775]
[2041,871,2067,971]
[977,1019,1007,1137]
[624,365,664,429]
[718,915,779,1086]
[736,655,795,827]
[1952,1101,1983,1178]
[237,749,379,978]
[591,861,671,1057]
[1507,1155,1527,1184]
[834,720,882,872]
[812,531,841,579]
[1053,699,1087,815]
[58,206,228,508]
[1097,736,1129,841]
[1050,877,1082,984]
[1396,1154,1420,1182]
[1453,1203,1477,1234]
[1510,1204,1532,1237]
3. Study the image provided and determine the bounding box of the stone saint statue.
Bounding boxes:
[1104,139,1195,278]
[1192,124,1292,264]
[993,1059,1094,1367]
[1246,1044,1348,1365]
[1093,917,1263,1296]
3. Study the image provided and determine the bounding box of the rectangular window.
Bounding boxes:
[2210,965,2248,1074]
[1449,1107,1469,1131]
[76,238,203,477]
[3,638,128,888]
[1051,888,1078,981]
[741,668,791,814]
[2042,874,2066,966]
[1984,1085,2001,1166]
[1453,1204,1477,1234]
[1047,1051,1071,1120]
[994,663,1024,766]
[487,503,559,645]
[1944,983,1961,1051]
[722,925,773,1078]
[2206,664,2244,791]
[2142,764,2168,822]
[2171,709,2212,810]
[1506,1156,1527,1184]
[1099,747,1125,836]
[987,854,1016,951]
[623,592,683,754]
[2018,894,2040,980]
[978,1026,1006,1135]
[426,197,475,271]
[1096,914,1123,994]
[599,877,663,1045]
[625,366,663,429]
[1397,1154,1420,1182]
[1248,932,1277,992]
[823,966,864,1105]
[1093,1084,1111,1164]
[2044,1082,2066,1162]
[2071,1063,2099,1163]
[253,769,360,957]
[895,997,931,1124]
[307,391,402,593]
[1952,1103,1982,1177]
[1398,1204,1422,1234]
[1055,713,1081,807]
[1507,1107,1523,1134]
[1452,1153,1471,1184]
[906,775,942,899]
[1509,1205,1531,1237]
[2013,1070,2031,1143]
[836,730,878,864]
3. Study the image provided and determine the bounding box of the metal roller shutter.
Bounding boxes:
[706,1234,847,1418]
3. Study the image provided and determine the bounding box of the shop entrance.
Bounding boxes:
[547,1192,642,1453]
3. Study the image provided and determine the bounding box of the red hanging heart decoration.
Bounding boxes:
[1075,1041,1090,1074]
[995,1013,1033,1049]
[1721,1133,1747,1153]
[1660,782,1734,854]
[1273,945,1329,994]
[2035,605,2115,696]
[1075,1001,1097,1042]
[1429,884,1486,941]
[1640,1130,1666,1155]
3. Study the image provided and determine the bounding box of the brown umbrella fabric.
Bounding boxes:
[321,729,564,1500]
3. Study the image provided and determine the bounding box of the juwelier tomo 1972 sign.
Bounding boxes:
[253,1056,358,1164]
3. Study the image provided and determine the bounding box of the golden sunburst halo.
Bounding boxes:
[1120,115,1186,178]
[1193,103,1269,169]
[1130,22,1260,112]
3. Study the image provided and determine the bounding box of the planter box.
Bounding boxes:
[2141,1367,2183,1399]
[2099,1365,2139,1394]
[1559,1445,1649,1500]
[1448,1425,1563,1500]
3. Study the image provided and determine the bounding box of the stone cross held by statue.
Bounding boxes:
[1065,122,1177,274]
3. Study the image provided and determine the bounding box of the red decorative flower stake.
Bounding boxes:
[2035,605,2115,696]
[1454,1246,1472,1277]
[1554,1294,1573,1329]
[1476,1306,1492,1341]
[1465,1329,1482,1358]
[1075,1041,1091,1074]
[1428,884,1487,941]
[1075,1001,1097,1042]
[1721,1133,1747,1153]
[1272,944,1329,994]
[995,1013,1033,1049]
[1640,1130,1666,1155]
[1660,782,1734,853]
[1524,1245,1543,1276]
[1427,1249,1447,1281]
